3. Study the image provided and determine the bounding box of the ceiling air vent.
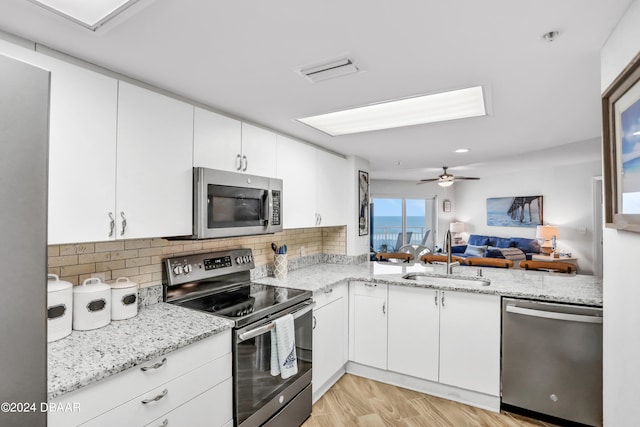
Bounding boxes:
[299,58,359,83]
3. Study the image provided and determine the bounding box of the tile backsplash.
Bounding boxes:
[48,226,347,288]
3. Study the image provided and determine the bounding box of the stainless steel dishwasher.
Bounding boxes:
[502,298,603,426]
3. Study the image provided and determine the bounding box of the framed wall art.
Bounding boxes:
[358,170,369,236]
[486,196,543,228]
[602,50,640,232]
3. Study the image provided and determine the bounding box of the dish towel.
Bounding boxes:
[270,314,298,379]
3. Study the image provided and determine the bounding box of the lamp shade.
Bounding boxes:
[450,222,465,233]
[536,225,558,240]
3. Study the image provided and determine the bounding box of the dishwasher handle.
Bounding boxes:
[506,304,602,324]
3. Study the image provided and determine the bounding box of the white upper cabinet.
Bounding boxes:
[116,81,194,239]
[44,58,119,244]
[193,113,277,177]
[276,135,317,228]
[240,123,277,177]
[316,150,347,227]
[193,107,242,171]
[276,137,347,229]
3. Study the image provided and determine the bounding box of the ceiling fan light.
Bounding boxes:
[438,180,454,187]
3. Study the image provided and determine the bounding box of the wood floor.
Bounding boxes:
[302,374,561,427]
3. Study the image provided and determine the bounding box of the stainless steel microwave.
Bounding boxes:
[192,167,282,239]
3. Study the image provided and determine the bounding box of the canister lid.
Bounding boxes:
[73,277,111,293]
[110,277,139,290]
[47,274,72,292]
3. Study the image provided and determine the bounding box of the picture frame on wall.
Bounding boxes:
[602,50,640,233]
[443,199,452,213]
[358,170,369,236]
[486,196,543,228]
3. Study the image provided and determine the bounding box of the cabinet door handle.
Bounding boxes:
[441,292,445,307]
[242,155,248,171]
[313,315,317,330]
[364,283,376,288]
[236,154,242,171]
[324,287,333,294]
[434,291,438,306]
[141,388,168,404]
[382,302,386,315]
[108,212,115,237]
[155,420,168,427]
[318,213,322,225]
[120,211,127,236]
[140,357,167,372]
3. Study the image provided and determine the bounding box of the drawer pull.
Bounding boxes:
[154,419,168,427]
[364,283,376,288]
[141,389,168,404]
[324,287,334,294]
[140,357,167,372]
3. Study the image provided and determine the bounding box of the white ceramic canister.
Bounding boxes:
[110,277,139,320]
[47,274,73,342]
[73,278,111,331]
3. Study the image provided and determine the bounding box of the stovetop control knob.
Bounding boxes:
[183,264,192,274]
[173,265,183,275]
[235,257,242,264]
[243,256,250,263]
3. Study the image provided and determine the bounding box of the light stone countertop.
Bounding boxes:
[253,261,603,307]
[48,303,233,400]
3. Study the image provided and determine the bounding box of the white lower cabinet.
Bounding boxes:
[352,283,501,398]
[48,330,232,427]
[312,284,348,400]
[387,286,439,382]
[438,290,501,395]
[349,281,388,370]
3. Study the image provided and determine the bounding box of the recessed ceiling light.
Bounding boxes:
[297,86,486,136]
[454,148,470,153]
[27,0,144,31]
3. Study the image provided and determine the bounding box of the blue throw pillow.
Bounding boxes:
[495,237,512,248]
[464,244,488,257]
[485,247,505,258]
[468,234,491,246]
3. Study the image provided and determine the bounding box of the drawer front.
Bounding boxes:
[144,378,232,427]
[49,330,231,427]
[313,282,347,308]
[351,281,387,299]
[81,353,231,426]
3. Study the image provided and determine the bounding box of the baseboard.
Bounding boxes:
[312,366,346,404]
[346,361,500,413]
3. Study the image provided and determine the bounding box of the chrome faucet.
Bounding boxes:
[444,230,458,275]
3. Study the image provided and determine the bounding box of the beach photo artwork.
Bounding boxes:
[621,95,640,214]
[487,196,543,228]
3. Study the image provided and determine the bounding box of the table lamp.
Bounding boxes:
[449,222,465,244]
[536,225,558,255]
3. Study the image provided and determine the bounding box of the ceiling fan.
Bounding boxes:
[418,166,480,187]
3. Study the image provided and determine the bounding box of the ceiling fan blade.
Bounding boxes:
[453,176,480,181]
[419,178,439,182]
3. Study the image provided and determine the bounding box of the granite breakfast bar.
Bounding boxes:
[253,261,603,306]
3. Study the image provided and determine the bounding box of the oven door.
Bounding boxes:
[234,301,313,427]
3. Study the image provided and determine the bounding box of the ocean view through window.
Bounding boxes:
[371,198,436,253]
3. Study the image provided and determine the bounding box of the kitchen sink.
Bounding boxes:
[402,272,490,287]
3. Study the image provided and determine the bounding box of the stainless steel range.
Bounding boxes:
[163,248,313,427]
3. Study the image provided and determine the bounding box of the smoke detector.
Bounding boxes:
[298,57,359,83]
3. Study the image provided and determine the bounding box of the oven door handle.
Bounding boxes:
[237,301,315,342]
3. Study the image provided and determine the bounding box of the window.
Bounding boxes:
[371,197,436,253]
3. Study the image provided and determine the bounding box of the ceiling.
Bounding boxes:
[0,0,631,180]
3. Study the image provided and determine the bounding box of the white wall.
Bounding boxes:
[346,155,371,256]
[454,160,602,274]
[601,1,640,425]
[371,179,457,248]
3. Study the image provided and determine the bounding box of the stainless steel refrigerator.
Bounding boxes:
[0,53,49,426]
